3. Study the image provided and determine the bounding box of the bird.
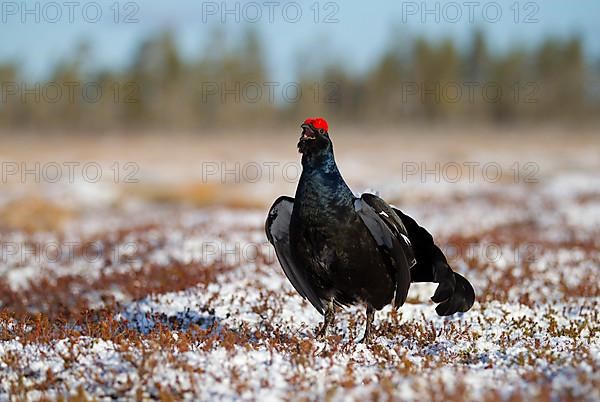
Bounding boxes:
[265,117,475,342]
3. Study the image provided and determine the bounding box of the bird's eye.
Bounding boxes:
[319,129,324,134]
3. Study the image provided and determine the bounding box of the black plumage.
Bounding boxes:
[266,118,475,342]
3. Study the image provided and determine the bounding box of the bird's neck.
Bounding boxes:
[298,149,354,204]
[301,149,338,174]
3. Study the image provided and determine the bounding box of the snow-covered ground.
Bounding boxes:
[0,131,599,401]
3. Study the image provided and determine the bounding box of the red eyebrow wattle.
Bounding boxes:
[304,117,329,132]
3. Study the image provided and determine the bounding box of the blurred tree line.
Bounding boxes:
[0,29,598,132]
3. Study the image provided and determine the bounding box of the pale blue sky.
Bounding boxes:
[1,0,599,82]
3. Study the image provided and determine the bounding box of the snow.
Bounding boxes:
[0,169,599,401]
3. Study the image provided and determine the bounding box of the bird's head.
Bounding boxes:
[297,117,332,156]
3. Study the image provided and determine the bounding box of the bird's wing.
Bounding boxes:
[354,193,415,308]
[391,206,475,316]
[265,196,324,314]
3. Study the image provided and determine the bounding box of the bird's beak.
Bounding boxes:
[300,124,316,140]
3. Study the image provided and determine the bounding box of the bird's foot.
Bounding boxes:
[358,305,375,344]
[316,298,335,340]
[315,324,328,340]
[358,329,373,344]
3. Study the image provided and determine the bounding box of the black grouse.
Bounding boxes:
[266,118,475,342]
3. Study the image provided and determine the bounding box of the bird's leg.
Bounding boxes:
[360,305,375,343]
[316,298,335,340]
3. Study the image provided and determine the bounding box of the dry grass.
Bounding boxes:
[0,197,74,232]
[126,182,266,208]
